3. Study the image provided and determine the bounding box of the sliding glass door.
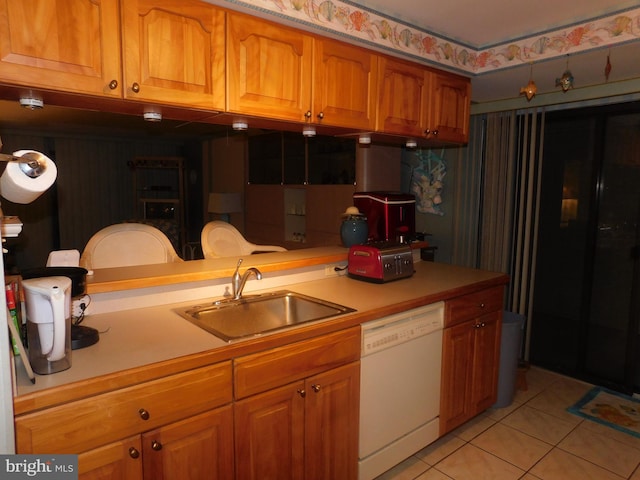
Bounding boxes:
[530,103,640,393]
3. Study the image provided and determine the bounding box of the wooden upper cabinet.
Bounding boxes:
[227,12,313,122]
[121,0,225,110]
[313,39,377,130]
[376,55,430,137]
[376,55,471,144]
[0,0,121,97]
[427,72,471,144]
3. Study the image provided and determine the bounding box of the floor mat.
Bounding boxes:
[568,386,640,438]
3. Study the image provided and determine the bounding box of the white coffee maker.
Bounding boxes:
[22,276,72,375]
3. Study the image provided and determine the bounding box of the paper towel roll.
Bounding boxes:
[0,150,57,204]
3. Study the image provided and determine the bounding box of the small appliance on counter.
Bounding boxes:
[347,242,414,283]
[22,266,98,350]
[22,276,73,375]
[353,192,415,243]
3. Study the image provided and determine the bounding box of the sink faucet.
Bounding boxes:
[232,259,262,300]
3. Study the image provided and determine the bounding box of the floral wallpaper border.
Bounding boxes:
[223,0,640,76]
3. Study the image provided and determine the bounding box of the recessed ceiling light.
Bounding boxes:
[143,111,162,122]
[19,97,44,110]
[359,134,371,145]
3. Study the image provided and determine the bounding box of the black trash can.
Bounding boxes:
[494,312,525,408]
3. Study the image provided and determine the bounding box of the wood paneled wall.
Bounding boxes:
[0,128,193,271]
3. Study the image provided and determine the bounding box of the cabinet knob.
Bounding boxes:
[108,79,118,90]
[297,388,306,398]
[479,303,485,309]
[317,112,324,120]
[138,408,150,420]
[128,447,140,459]
[312,384,321,393]
[131,82,140,93]
[151,441,163,451]
[424,128,430,136]
[432,129,439,136]
[304,111,312,119]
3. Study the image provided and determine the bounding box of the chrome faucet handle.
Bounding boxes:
[232,259,243,298]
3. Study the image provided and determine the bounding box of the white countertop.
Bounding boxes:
[14,261,509,409]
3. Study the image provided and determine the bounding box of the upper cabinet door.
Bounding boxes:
[121,0,225,110]
[376,56,430,137]
[313,39,377,130]
[0,0,121,97]
[227,12,313,122]
[427,72,471,144]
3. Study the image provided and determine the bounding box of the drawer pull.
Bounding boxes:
[138,408,150,420]
[128,447,140,459]
[312,384,321,393]
[297,389,306,398]
[151,441,163,451]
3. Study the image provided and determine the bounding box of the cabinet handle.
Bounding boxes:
[151,441,163,451]
[129,447,140,459]
[138,408,150,420]
[312,384,321,393]
[432,129,439,136]
[317,112,324,120]
[131,82,140,93]
[297,389,306,398]
[108,79,118,90]
[479,303,486,308]
[304,111,312,119]
[424,128,430,136]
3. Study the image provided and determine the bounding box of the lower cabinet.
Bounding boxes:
[440,287,503,435]
[77,435,143,480]
[16,328,360,480]
[234,326,361,480]
[78,406,233,480]
[235,362,360,480]
[15,362,233,479]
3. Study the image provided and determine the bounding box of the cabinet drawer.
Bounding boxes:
[234,327,360,399]
[16,361,232,454]
[445,286,504,327]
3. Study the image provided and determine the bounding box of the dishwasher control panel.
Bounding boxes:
[361,302,444,356]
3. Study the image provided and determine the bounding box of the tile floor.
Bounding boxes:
[375,366,640,480]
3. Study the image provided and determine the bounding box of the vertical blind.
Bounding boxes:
[476,109,545,358]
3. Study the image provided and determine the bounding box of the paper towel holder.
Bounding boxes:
[0,151,48,178]
[0,136,49,179]
[0,136,56,204]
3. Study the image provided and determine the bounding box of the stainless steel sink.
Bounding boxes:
[175,290,356,341]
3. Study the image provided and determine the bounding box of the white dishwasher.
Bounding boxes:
[359,302,444,480]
